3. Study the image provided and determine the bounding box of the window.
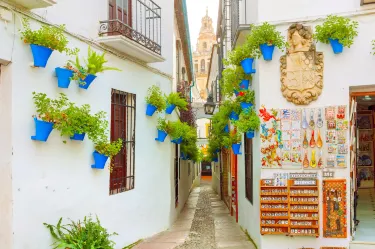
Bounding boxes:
[109,0,131,24]
[110,89,136,195]
[244,135,253,203]
[201,59,205,71]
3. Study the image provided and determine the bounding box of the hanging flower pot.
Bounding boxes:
[180,152,188,160]
[232,143,242,155]
[229,111,239,121]
[70,133,85,141]
[246,130,255,139]
[155,129,168,142]
[78,74,97,90]
[234,90,240,96]
[213,157,219,162]
[224,124,229,133]
[91,151,109,169]
[146,104,158,116]
[239,79,250,90]
[55,67,74,88]
[240,102,253,111]
[240,58,256,74]
[215,148,220,153]
[171,137,182,144]
[329,38,343,54]
[165,104,176,114]
[31,117,54,142]
[30,44,53,68]
[260,43,275,61]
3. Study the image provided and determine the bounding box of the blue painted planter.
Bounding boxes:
[146,104,158,116]
[171,137,183,144]
[78,74,97,89]
[329,38,343,54]
[240,102,253,111]
[229,111,239,121]
[240,58,256,74]
[30,44,53,68]
[239,79,250,90]
[224,124,229,133]
[246,130,255,139]
[155,129,168,142]
[232,143,242,155]
[213,157,219,162]
[215,148,220,153]
[260,43,275,61]
[70,133,85,141]
[166,104,176,114]
[180,152,188,160]
[234,90,240,96]
[55,67,74,88]
[91,151,109,169]
[31,118,54,142]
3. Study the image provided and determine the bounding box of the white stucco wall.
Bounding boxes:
[0,1,185,248]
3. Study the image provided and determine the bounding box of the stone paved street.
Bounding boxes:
[134,180,256,249]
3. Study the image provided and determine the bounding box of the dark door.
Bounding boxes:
[108,0,132,35]
[174,145,179,207]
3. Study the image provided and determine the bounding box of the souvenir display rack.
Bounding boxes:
[289,179,320,237]
[260,180,289,235]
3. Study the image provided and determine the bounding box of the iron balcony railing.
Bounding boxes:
[231,0,249,47]
[99,0,162,55]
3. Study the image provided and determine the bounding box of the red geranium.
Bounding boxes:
[239,91,245,96]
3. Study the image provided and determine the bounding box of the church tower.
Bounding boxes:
[192,8,216,102]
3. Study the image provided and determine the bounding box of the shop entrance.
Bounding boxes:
[350,90,375,244]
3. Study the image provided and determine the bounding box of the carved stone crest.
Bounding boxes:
[280,24,324,105]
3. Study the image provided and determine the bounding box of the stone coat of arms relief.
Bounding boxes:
[280,24,324,105]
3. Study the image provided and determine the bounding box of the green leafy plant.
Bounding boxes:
[246,22,287,58]
[229,131,241,144]
[32,92,70,123]
[224,44,255,66]
[166,92,188,110]
[314,15,358,48]
[157,118,168,131]
[94,138,123,158]
[235,109,260,133]
[220,66,252,97]
[44,215,117,249]
[145,85,167,112]
[166,120,189,140]
[20,18,79,56]
[236,90,255,104]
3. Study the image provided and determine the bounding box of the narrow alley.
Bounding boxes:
[135,178,256,249]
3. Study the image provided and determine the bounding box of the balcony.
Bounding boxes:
[7,0,56,9]
[231,0,251,47]
[97,0,164,63]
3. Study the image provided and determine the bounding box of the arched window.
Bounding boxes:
[203,42,207,49]
[201,59,205,71]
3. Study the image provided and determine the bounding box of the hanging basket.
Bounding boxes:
[224,124,229,133]
[213,157,219,162]
[31,117,54,142]
[146,104,158,116]
[55,67,74,88]
[329,38,343,54]
[155,129,168,142]
[180,152,188,160]
[91,151,109,169]
[246,130,255,139]
[171,137,182,144]
[78,74,97,89]
[70,133,85,141]
[30,44,53,68]
[260,43,275,61]
[232,143,242,155]
[165,104,176,114]
[240,102,253,111]
[229,111,239,121]
[234,90,240,97]
[240,58,256,74]
[239,79,250,90]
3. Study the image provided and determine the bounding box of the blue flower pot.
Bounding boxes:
[78,74,97,89]
[240,102,253,111]
[91,151,109,169]
[329,38,343,54]
[171,137,182,144]
[224,124,229,133]
[246,130,255,139]
[166,104,176,114]
[229,111,239,121]
[70,133,85,141]
[232,143,242,155]
[146,104,158,116]
[213,157,219,162]
[155,129,168,142]
[239,79,250,90]
[240,58,256,74]
[260,43,275,61]
[31,118,54,142]
[30,44,53,68]
[55,67,74,88]
[215,148,220,153]
[234,90,240,96]
[181,152,188,160]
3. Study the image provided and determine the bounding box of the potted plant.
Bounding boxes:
[55,63,75,88]
[247,22,287,61]
[235,109,260,139]
[155,118,168,142]
[145,85,166,116]
[228,131,242,155]
[92,138,123,169]
[314,15,358,54]
[226,44,256,74]
[221,100,241,121]
[31,92,69,142]
[220,66,252,98]
[165,92,188,114]
[20,18,79,68]
[69,47,120,89]
[236,90,255,111]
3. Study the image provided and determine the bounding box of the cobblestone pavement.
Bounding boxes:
[134,180,256,249]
